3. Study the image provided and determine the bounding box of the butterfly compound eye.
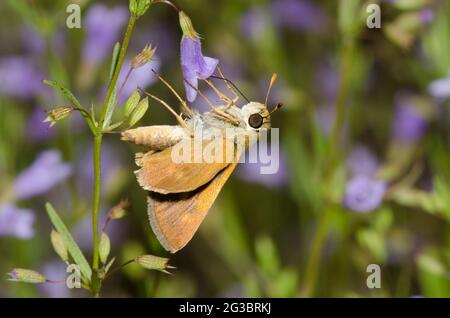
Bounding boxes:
[248,113,263,129]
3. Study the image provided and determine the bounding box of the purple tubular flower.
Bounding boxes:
[272,0,327,33]
[82,5,128,66]
[0,56,43,99]
[392,94,427,144]
[13,150,72,200]
[346,145,379,177]
[0,203,35,239]
[344,176,386,213]
[181,36,219,102]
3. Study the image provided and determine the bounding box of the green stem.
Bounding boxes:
[301,209,332,297]
[99,15,136,128]
[301,39,355,298]
[90,14,137,297]
[91,133,102,297]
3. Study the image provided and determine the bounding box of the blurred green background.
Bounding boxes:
[0,0,449,297]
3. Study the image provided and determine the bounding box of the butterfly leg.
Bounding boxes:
[183,78,240,125]
[140,90,189,129]
[151,69,193,117]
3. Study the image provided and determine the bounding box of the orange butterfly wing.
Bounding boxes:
[147,162,238,253]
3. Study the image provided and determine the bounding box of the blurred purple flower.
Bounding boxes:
[237,147,289,188]
[392,94,427,144]
[428,70,450,99]
[419,8,434,25]
[39,261,70,298]
[13,150,72,200]
[82,5,128,66]
[0,203,35,239]
[315,104,335,135]
[314,61,339,102]
[346,145,379,177]
[0,56,43,99]
[21,27,45,56]
[272,0,328,33]
[116,57,160,102]
[344,176,386,213]
[26,107,55,141]
[240,8,270,41]
[181,36,219,102]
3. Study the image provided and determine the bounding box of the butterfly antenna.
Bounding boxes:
[268,102,283,115]
[264,73,278,107]
[209,75,250,103]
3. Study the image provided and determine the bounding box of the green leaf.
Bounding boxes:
[128,96,149,127]
[43,80,84,110]
[105,257,116,274]
[109,42,121,83]
[102,92,117,129]
[45,202,92,282]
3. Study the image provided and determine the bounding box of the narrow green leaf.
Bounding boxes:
[45,202,92,282]
[43,80,84,110]
[102,92,117,129]
[109,42,121,83]
[129,97,149,127]
[105,257,116,274]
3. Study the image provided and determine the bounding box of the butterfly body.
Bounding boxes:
[122,71,280,253]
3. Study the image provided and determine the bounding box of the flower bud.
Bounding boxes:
[129,97,149,127]
[50,230,69,262]
[123,90,141,117]
[108,199,129,220]
[43,106,74,127]
[132,44,156,69]
[135,255,174,274]
[8,269,47,283]
[179,11,198,39]
[99,232,111,264]
[129,0,152,18]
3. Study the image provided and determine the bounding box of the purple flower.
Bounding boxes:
[0,203,35,239]
[428,70,450,99]
[344,176,386,213]
[21,26,45,56]
[419,9,434,25]
[116,57,160,103]
[314,61,339,102]
[346,145,379,177]
[237,146,289,188]
[392,93,428,144]
[26,107,55,141]
[181,36,219,102]
[272,0,328,33]
[0,56,43,99]
[82,5,128,66]
[240,8,270,41]
[13,150,72,200]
